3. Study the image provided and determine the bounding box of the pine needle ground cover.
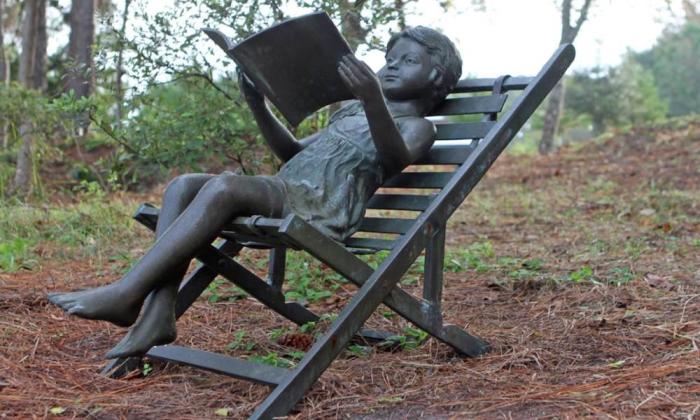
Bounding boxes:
[1,120,699,418]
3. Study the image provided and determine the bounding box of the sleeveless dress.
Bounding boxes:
[273,101,390,242]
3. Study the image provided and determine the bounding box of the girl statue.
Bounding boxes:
[49,26,463,359]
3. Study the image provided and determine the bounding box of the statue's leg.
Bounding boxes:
[105,174,216,357]
[50,173,286,331]
[48,174,215,327]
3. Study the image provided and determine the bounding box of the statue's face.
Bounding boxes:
[379,38,435,101]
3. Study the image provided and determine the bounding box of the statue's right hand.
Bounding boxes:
[237,68,264,103]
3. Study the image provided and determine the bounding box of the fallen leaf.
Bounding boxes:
[215,408,231,417]
[49,406,66,415]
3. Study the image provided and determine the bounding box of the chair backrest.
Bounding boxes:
[343,76,533,252]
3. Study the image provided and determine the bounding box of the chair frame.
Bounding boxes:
[102,44,575,419]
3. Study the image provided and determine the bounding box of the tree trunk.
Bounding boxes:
[13,0,47,196]
[66,0,95,135]
[538,80,565,154]
[0,0,9,149]
[538,0,593,155]
[115,0,132,129]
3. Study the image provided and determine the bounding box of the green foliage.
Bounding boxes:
[567,265,595,283]
[0,237,37,272]
[226,330,255,351]
[283,251,345,304]
[635,22,700,117]
[445,241,494,273]
[248,351,295,368]
[378,326,429,351]
[565,57,668,135]
[0,195,140,264]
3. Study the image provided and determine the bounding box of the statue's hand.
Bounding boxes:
[237,68,264,104]
[338,55,383,104]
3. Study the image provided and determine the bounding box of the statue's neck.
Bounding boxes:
[386,99,432,118]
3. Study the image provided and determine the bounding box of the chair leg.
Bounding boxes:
[423,223,445,308]
[267,246,286,291]
[280,216,489,357]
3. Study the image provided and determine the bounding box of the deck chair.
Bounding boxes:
[103,43,575,418]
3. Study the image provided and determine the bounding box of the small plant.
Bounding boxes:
[142,362,153,376]
[347,344,372,357]
[0,238,36,272]
[568,265,595,283]
[268,327,290,341]
[606,266,635,286]
[378,326,429,351]
[248,352,295,368]
[508,258,544,280]
[445,242,494,273]
[226,330,255,351]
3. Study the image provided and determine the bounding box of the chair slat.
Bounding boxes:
[429,94,507,116]
[415,144,476,165]
[436,121,495,140]
[344,237,395,251]
[358,217,414,234]
[453,76,532,93]
[367,193,433,211]
[383,172,454,189]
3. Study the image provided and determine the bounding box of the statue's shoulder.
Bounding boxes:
[329,100,364,124]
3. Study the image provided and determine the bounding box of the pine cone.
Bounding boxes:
[277,333,313,351]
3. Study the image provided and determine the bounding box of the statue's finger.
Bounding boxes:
[338,63,361,89]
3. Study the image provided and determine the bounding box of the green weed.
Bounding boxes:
[378,326,429,351]
[0,237,37,272]
[226,331,255,351]
[568,266,595,283]
[248,352,295,368]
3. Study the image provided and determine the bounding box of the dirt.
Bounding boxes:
[1,120,699,419]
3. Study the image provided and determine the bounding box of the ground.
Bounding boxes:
[1,120,699,418]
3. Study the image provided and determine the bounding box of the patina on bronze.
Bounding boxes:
[48,22,463,359]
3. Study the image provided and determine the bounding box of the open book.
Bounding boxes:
[204,12,354,126]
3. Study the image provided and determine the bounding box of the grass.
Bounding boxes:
[0,193,143,272]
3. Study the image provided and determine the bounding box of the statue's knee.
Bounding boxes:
[203,173,238,200]
[165,174,202,200]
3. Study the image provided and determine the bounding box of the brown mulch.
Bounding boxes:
[1,120,699,418]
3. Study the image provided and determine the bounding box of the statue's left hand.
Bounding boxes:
[338,55,383,104]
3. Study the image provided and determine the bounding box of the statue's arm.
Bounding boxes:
[239,71,319,162]
[337,56,435,175]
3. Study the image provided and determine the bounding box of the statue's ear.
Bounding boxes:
[429,68,443,88]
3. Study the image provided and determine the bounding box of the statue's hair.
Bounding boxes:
[387,26,462,104]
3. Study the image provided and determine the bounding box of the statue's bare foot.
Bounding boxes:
[104,304,176,359]
[47,285,141,328]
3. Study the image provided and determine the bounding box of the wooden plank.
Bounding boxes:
[366,194,434,211]
[358,217,414,234]
[429,94,507,116]
[453,76,532,93]
[147,345,289,386]
[383,172,453,189]
[436,121,495,140]
[344,237,396,251]
[415,144,476,165]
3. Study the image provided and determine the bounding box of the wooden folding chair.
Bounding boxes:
[103,43,575,419]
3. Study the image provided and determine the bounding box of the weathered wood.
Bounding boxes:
[267,247,286,290]
[147,345,289,386]
[357,217,414,234]
[343,237,396,251]
[367,193,434,211]
[429,93,507,116]
[436,121,495,140]
[453,76,532,93]
[383,172,453,189]
[414,144,477,165]
[423,223,446,305]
